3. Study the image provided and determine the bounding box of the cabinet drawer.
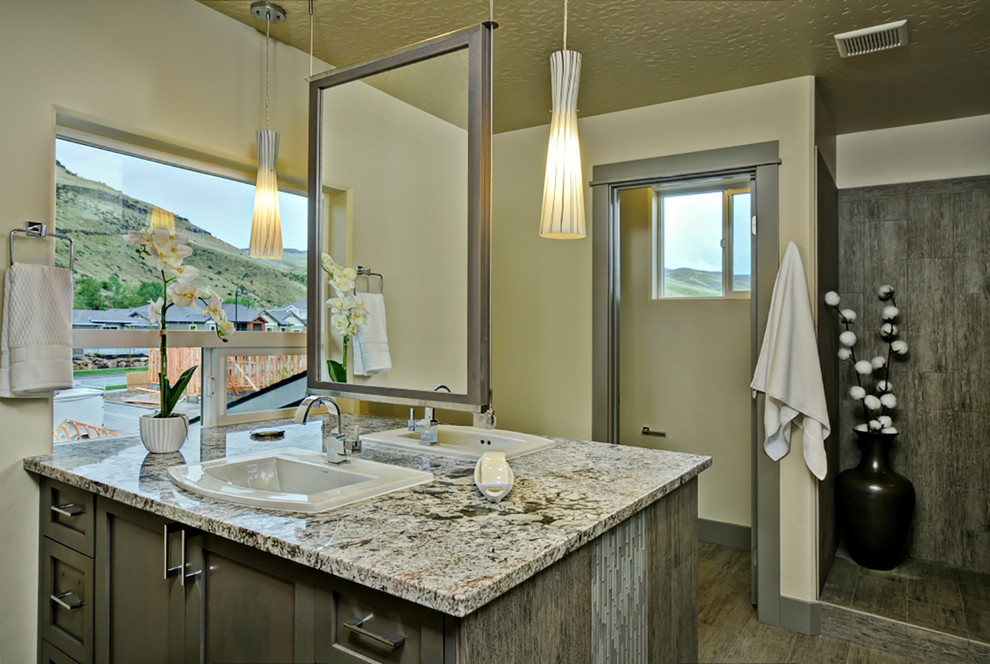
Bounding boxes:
[41,478,94,556]
[41,538,93,664]
[40,640,79,664]
[329,584,444,664]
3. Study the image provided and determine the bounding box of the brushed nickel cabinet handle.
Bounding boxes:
[51,503,85,517]
[50,591,84,611]
[342,615,406,650]
[163,524,185,584]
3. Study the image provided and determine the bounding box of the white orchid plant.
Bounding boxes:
[320,253,368,382]
[125,226,232,418]
[825,285,909,434]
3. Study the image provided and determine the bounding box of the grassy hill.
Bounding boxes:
[663,267,750,297]
[54,162,307,310]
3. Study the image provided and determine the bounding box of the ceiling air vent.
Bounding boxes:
[835,19,909,58]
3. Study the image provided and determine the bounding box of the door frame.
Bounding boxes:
[589,141,784,626]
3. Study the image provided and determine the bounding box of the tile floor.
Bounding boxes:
[698,542,928,663]
[820,554,990,645]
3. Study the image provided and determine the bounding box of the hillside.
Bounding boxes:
[663,267,750,297]
[54,162,307,309]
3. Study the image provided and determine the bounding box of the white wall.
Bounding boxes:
[0,1,313,660]
[837,114,990,188]
[492,76,821,602]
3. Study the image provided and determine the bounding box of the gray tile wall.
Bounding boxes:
[837,175,990,574]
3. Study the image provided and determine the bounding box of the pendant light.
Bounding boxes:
[539,0,585,239]
[148,206,175,232]
[249,1,285,259]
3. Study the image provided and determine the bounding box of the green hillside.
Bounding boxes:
[54,162,307,310]
[663,267,750,297]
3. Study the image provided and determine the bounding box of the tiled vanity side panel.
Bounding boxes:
[458,542,593,663]
[647,478,698,664]
[838,175,990,573]
[592,509,647,662]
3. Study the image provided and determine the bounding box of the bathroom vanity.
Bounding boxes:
[26,416,709,664]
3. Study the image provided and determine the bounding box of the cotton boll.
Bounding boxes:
[880,393,897,409]
[839,331,857,347]
[877,380,892,392]
[825,291,841,306]
[840,308,857,323]
[882,305,900,321]
[864,395,882,411]
[880,323,899,339]
[849,386,866,400]
[881,427,898,434]
[854,360,873,375]
[838,348,852,361]
[878,415,893,428]
[891,340,909,355]
[868,419,883,431]
[878,284,895,300]
[854,423,869,432]
[871,355,887,370]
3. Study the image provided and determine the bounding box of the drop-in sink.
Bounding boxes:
[168,448,433,513]
[359,425,554,461]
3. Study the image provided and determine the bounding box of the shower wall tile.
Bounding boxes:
[837,175,990,575]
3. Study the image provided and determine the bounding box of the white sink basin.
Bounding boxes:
[168,448,433,513]
[359,425,554,461]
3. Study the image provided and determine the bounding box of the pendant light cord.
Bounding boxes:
[308,0,314,77]
[264,13,272,130]
[490,0,494,22]
[563,0,568,49]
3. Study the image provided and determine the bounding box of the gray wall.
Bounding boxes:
[837,175,990,574]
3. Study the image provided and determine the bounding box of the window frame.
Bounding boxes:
[55,121,308,430]
[652,177,753,300]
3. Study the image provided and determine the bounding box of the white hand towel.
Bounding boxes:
[750,242,831,480]
[0,262,74,398]
[353,293,391,376]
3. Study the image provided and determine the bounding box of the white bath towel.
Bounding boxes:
[750,242,831,480]
[353,293,391,376]
[0,262,74,398]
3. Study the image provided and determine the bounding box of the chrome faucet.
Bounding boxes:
[407,385,451,445]
[294,395,359,463]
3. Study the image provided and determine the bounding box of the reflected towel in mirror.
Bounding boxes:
[353,293,391,375]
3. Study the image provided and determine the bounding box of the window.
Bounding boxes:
[52,128,309,442]
[653,178,752,299]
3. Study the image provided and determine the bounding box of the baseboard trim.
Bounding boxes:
[779,596,821,636]
[698,519,750,551]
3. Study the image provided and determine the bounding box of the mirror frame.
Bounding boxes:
[306,22,493,412]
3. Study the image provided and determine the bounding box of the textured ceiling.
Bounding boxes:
[199,0,990,134]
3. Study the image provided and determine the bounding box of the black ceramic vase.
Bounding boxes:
[836,430,915,570]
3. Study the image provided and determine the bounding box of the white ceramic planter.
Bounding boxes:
[139,413,188,454]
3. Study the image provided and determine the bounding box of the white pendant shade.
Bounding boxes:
[149,206,175,232]
[249,128,283,259]
[539,49,586,239]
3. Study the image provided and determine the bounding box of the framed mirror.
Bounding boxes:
[307,23,493,411]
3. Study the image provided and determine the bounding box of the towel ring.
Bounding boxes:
[9,222,74,271]
[355,266,384,294]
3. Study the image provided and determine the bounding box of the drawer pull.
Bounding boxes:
[343,614,406,650]
[50,503,85,517]
[50,591,84,611]
[163,524,186,584]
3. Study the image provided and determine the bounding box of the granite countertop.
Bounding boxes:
[24,414,710,617]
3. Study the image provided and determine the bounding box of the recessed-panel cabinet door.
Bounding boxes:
[94,501,184,664]
[183,533,319,664]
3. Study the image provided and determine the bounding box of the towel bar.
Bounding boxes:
[355,265,383,294]
[9,222,74,271]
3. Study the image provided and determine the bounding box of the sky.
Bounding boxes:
[56,139,308,251]
[662,191,751,276]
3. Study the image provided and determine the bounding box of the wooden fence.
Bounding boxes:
[146,348,307,397]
